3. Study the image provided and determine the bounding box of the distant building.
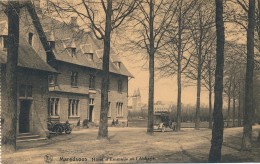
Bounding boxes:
[154,101,170,115]
[128,88,142,111]
[129,100,170,115]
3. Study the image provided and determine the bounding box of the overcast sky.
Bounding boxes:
[119,22,246,107]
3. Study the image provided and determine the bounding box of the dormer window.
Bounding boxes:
[95,49,103,60]
[86,53,94,61]
[28,32,33,46]
[114,62,121,68]
[71,48,76,57]
[49,41,55,50]
[67,39,76,57]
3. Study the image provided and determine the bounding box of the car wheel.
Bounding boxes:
[65,127,72,134]
[54,126,62,135]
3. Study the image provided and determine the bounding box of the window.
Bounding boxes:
[108,102,111,117]
[89,98,94,105]
[48,74,57,86]
[68,99,79,117]
[118,80,122,92]
[19,85,32,98]
[19,85,26,97]
[89,75,95,89]
[28,32,33,45]
[87,53,94,61]
[27,85,32,97]
[116,102,123,117]
[48,98,59,116]
[1,35,8,49]
[115,62,121,68]
[49,41,55,49]
[71,71,78,87]
[71,48,76,57]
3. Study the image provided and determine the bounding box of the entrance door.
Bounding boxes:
[19,100,31,133]
[89,106,94,122]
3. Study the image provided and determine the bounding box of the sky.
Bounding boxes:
[119,22,246,107]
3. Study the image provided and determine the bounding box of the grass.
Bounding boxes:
[2,125,260,163]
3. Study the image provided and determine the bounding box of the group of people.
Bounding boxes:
[111,119,119,126]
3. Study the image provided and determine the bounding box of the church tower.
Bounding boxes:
[132,88,141,111]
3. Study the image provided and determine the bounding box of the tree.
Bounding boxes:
[226,0,259,145]
[223,61,233,128]
[49,0,140,138]
[208,0,225,162]
[157,0,197,131]
[201,47,216,129]
[242,0,256,150]
[126,0,177,133]
[183,0,216,130]
[224,42,247,128]
[224,55,241,128]
[1,1,20,153]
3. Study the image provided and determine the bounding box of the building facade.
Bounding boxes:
[0,39,57,138]
[0,1,133,138]
[154,101,170,114]
[41,15,132,126]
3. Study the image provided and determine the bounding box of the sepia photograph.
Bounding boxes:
[0,0,260,163]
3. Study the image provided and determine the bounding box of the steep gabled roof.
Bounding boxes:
[41,15,133,77]
[0,37,57,73]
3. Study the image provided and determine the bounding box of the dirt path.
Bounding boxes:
[2,126,260,163]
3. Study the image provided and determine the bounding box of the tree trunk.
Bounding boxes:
[238,79,242,127]
[257,0,260,41]
[209,82,213,129]
[176,6,182,132]
[232,75,236,127]
[195,15,203,130]
[98,0,112,139]
[227,79,231,128]
[208,59,213,129]
[1,1,20,153]
[208,0,224,162]
[242,0,255,151]
[147,0,154,134]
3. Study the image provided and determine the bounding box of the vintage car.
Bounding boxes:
[153,122,166,132]
[153,113,176,132]
[47,120,72,135]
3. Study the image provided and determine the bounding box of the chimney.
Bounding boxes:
[48,30,55,50]
[33,0,42,14]
[34,0,40,8]
[71,17,78,26]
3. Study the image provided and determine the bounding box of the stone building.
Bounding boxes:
[0,37,57,138]
[0,0,133,139]
[39,16,133,126]
[154,101,170,114]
